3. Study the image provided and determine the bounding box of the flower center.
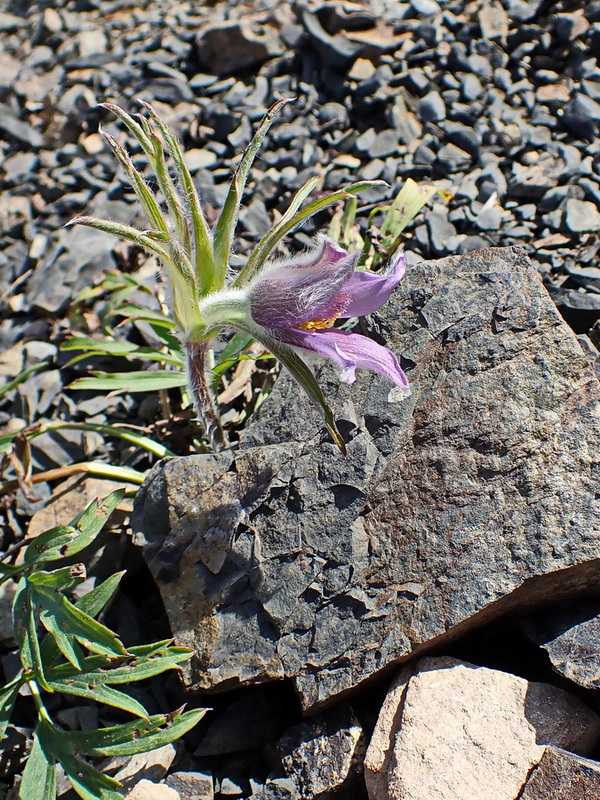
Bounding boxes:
[296,316,338,331]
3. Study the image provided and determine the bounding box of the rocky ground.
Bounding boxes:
[3,0,600,798]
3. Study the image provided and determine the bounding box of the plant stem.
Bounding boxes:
[184,339,228,451]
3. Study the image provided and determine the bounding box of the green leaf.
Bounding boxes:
[12,579,52,692]
[68,370,187,393]
[41,421,174,459]
[39,602,87,671]
[48,641,193,685]
[76,571,124,619]
[0,562,24,585]
[38,721,122,800]
[30,584,128,659]
[28,565,86,591]
[0,672,24,740]
[39,572,125,667]
[46,679,149,718]
[234,180,386,286]
[18,727,56,800]
[24,491,124,565]
[0,361,48,398]
[213,98,292,288]
[104,304,176,328]
[61,336,184,367]
[69,708,206,757]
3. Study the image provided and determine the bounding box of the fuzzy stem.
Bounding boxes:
[184,339,228,450]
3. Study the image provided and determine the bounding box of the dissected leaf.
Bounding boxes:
[213,98,292,287]
[30,584,128,659]
[46,679,149,718]
[38,721,122,800]
[0,672,24,740]
[48,641,192,685]
[24,491,124,565]
[18,727,56,800]
[235,180,386,286]
[39,572,125,667]
[68,708,206,757]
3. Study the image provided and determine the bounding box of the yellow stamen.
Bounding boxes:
[297,316,338,331]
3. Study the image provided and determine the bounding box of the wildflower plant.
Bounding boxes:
[68,99,410,454]
[0,491,203,799]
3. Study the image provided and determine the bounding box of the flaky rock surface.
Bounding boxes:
[133,246,600,710]
[364,656,600,800]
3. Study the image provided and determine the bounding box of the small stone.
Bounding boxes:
[195,21,282,76]
[348,58,376,81]
[418,90,446,122]
[562,97,598,140]
[564,198,600,232]
[370,130,400,158]
[301,9,361,70]
[474,206,503,231]
[185,149,218,171]
[276,705,364,800]
[442,122,481,157]
[166,771,213,800]
[478,3,509,39]
[410,0,441,15]
[113,744,176,790]
[462,74,484,101]
[127,780,180,800]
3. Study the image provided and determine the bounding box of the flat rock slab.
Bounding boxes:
[132,247,600,710]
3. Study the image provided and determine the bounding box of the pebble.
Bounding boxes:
[563,198,600,232]
[418,90,446,122]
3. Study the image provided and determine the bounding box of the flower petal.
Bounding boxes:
[249,236,358,328]
[283,327,409,386]
[339,251,406,318]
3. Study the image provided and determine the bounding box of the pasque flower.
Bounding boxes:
[68,100,410,453]
[206,236,408,388]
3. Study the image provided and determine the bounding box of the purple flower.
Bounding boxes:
[247,237,408,387]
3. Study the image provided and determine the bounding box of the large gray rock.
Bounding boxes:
[132,247,600,711]
[519,747,600,799]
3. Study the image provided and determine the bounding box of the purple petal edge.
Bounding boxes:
[340,251,407,318]
[283,327,409,387]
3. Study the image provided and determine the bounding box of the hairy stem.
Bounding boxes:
[184,340,228,450]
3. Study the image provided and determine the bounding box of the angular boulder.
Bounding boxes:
[363,656,600,800]
[132,246,600,710]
